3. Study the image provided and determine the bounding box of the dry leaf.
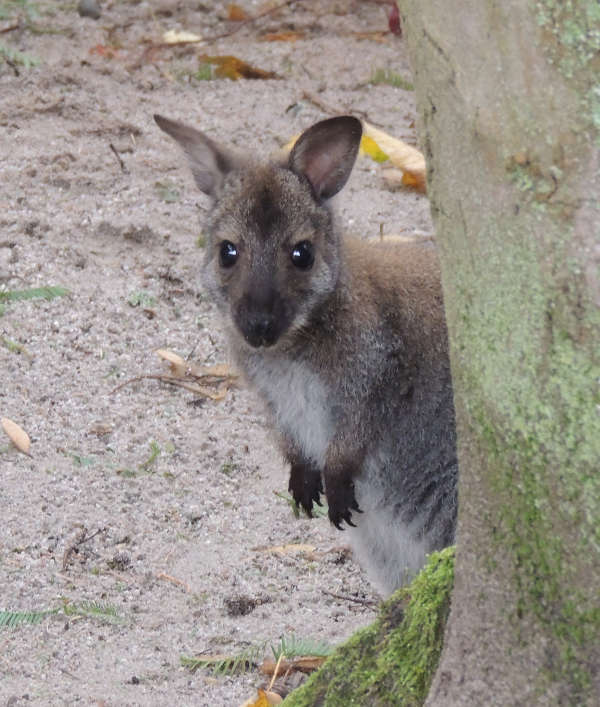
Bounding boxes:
[227,3,249,21]
[256,543,316,557]
[1,417,32,456]
[155,348,186,377]
[350,30,389,42]
[260,656,327,675]
[199,54,280,80]
[362,121,427,192]
[260,31,304,42]
[162,29,203,44]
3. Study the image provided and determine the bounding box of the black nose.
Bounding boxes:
[244,314,277,347]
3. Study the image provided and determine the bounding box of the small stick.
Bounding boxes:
[321,589,377,607]
[109,142,127,173]
[156,572,192,593]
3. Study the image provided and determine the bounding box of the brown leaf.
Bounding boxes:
[199,54,280,80]
[227,3,249,21]
[255,543,317,557]
[260,656,327,675]
[1,417,32,456]
[260,31,304,42]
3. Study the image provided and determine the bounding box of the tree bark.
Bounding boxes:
[398,2,600,705]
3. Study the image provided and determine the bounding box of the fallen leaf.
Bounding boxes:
[227,3,249,21]
[260,656,326,675]
[162,29,203,44]
[155,348,186,377]
[198,54,280,80]
[89,44,121,59]
[362,121,426,192]
[240,689,272,707]
[387,1,402,36]
[350,30,389,42]
[260,31,304,42]
[255,543,317,557]
[360,134,389,163]
[1,417,32,456]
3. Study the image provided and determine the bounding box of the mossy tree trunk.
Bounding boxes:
[398,1,600,704]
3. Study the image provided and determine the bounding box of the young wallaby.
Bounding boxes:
[154,114,458,594]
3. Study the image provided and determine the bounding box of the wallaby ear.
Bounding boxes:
[154,114,240,197]
[288,116,362,201]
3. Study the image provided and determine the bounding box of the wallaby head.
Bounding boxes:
[154,114,362,349]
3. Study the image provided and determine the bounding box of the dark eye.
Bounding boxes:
[219,241,238,268]
[290,240,314,270]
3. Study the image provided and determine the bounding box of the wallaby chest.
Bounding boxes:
[244,353,332,467]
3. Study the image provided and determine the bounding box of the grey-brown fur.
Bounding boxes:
[154,114,457,594]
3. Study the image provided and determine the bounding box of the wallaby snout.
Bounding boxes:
[235,288,288,348]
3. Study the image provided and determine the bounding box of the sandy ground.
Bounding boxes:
[0,1,432,704]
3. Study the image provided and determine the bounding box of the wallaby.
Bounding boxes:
[154,114,458,594]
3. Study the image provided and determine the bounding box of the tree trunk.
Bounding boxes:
[398,2,600,705]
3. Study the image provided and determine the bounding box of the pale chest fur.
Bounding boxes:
[243,354,332,467]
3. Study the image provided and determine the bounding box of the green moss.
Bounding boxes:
[446,188,600,697]
[283,548,455,706]
[536,0,600,142]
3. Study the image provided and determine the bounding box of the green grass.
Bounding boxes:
[370,68,414,91]
[0,286,69,303]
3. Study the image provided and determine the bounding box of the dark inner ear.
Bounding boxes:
[288,116,362,201]
[154,114,237,196]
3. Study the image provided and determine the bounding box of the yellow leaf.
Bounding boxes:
[240,689,270,707]
[360,135,389,163]
[362,121,426,193]
[1,417,32,456]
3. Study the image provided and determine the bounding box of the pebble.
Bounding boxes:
[77,0,101,20]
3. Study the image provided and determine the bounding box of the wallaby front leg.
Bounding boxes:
[285,449,324,517]
[323,443,364,530]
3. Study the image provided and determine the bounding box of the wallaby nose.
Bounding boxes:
[244,313,278,348]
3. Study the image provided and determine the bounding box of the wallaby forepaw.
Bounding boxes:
[327,482,361,530]
[288,464,323,518]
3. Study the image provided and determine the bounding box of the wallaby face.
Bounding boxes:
[155,114,458,595]
[154,115,361,350]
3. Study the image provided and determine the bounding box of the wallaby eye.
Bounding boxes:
[291,240,314,270]
[219,240,238,268]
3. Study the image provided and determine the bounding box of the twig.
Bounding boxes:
[321,589,377,608]
[156,572,192,593]
[0,23,20,34]
[109,142,127,173]
[62,526,107,572]
[301,91,374,124]
[110,374,165,394]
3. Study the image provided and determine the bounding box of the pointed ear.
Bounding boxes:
[288,116,362,201]
[154,114,240,197]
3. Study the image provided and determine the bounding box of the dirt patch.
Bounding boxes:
[0,1,431,704]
